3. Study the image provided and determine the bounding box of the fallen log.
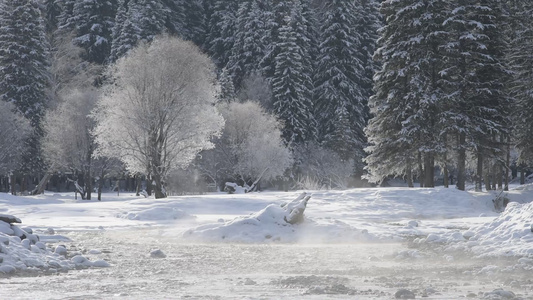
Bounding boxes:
[282,192,311,225]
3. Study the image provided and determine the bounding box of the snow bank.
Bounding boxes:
[183,201,379,243]
[420,201,533,258]
[116,207,193,221]
[464,201,533,257]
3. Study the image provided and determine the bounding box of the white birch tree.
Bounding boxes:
[93,36,224,198]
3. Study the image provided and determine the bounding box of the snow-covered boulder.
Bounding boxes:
[0,214,109,275]
[150,249,166,258]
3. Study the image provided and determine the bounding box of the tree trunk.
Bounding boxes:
[520,163,525,185]
[21,176,26,194]
[85,171,92,200]
[31,172,53,195]
[418,152,424,187]
[406,158,414,188]
[504,135,510,191]
[135,174,141,196]
[146,175,153,196]
[152,173,166,199]
[443,136,449,188]
[97,177,103,201]
[476,152,483,192]
[484,163,491,191]
[10,174,16,195]
[457,133,466,191]
[424,153,434,187]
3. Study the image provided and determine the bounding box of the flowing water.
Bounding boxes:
[0,229,531,299]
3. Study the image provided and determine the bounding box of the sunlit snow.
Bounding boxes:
[0,185,532,299]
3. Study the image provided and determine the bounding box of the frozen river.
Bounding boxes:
[1,228,531,299]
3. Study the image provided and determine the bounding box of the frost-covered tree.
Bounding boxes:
[48,32,103,99]
[237,71,273,111]
[94,36,224,198]
[0,102,32,177]
[293,142,355,190]
[200,101,292,187]
[314,0,367,167]
[42,89,99,200]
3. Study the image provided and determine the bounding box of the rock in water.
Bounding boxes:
[150,249,166,258]
[395,289,416,299]
[0,214,21,224]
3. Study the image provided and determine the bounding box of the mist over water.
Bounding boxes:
[1,229,530,299]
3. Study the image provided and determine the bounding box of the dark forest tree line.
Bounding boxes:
[1,0,533,197]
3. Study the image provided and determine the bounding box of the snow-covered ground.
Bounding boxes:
[0,185,532,299]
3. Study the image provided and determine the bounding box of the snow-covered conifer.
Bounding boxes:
[365,0,450,186]
[0,0,50,127]
[270,12,316,145]
[70,0,118,64]
[314,0,367,166]
[205,0,239,69]
[226,0,269,90]
[510,2,533,164]
[442,0,510,190]
[109,0,167,62]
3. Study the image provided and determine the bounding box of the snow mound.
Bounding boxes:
[183,203,378,243]
[117,207,193,221]
[465,202,533,257]
[431,202,533,257]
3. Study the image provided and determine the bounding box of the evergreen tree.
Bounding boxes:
[56,0,76,31]
[365,0,450,186]
[205,0,239,69]
[0,0,51,176]
[109,0,167,62]
[71,0,118,64]
[354,0,381,108]
[510,2,533,164]
[314,0,367,166]
[0,0,50,127]
[226,0,269,90]
[271,12,316,145]
[260,0,291,80]
[181,0,207,47]
[442,0,510,190]
[43,0,62,32]
[160,0,183,34]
